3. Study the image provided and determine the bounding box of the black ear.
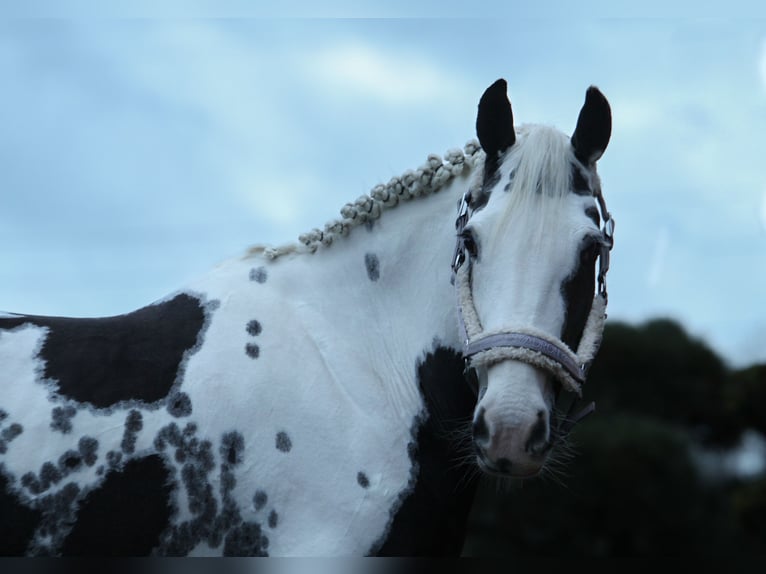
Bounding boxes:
[476,79,516,157]
[571,86,612,164]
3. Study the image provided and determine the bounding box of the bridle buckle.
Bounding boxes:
[451,192,472,274]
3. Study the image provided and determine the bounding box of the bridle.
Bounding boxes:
[451,172,615,437]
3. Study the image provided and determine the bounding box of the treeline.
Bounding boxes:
[463,318,766,556]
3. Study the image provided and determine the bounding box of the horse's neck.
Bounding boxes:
[274,176,480,555]
[187,174,479,554]
[269,175,470,402]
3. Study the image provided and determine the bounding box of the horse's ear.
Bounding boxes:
[476,79,516,156]
[571,86,612,164]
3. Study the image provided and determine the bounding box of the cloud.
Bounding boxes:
[309,42,466,107]
[761,37,766,92]
[761,188,766,233]
[647,227,669,289]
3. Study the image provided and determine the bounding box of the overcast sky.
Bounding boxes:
[1,3,765,368]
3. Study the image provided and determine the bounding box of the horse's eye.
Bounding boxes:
[462,230,479,258]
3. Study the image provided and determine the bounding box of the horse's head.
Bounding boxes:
[456,79,613,478]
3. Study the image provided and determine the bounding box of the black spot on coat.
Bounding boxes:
[0,423,22,444]
[372,346,479,556]
[59,450,83,473]
[167,392,192,418]
[221,431,245,466]
[249,267,268,284]
[253,490,267,511]
[275,432,291,453]
[223,522,268,556]
[0,469,43,555]
[40,462,63,489]
[106,451,122,468]
[60,455,174,555]
[365,253,380,282]
[78,436,99,467]
[560,241,598,350]
[268,510,278,529]
[121,410,143,454]
[246,320,262,336]
[0,294,207,409]
[50,406,77,434]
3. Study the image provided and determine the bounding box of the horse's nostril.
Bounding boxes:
[525,415,550,455]
[472,407,489,443]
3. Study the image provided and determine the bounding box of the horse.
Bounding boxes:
[0,79,614,556]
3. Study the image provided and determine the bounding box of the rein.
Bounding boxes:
[451,181,614,437]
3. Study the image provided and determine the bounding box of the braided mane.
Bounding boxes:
[245,140,484,260]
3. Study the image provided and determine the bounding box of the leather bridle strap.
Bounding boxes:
[451,182,614,414]
[465,332,585,386]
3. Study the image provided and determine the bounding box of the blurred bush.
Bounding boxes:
[462,318,766,556]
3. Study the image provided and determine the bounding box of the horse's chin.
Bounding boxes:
[475,454,543,479]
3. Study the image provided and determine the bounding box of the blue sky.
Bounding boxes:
[1,4,765,367]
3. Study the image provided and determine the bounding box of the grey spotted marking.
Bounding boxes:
[246,320,262,336]
[245,343,260,359]
[78,436,99,466]
[249,267,268,284]
[364,253,380,282]
[275,432,292,453]
[106,450,122,468]
[220,431,245,466]
[1,423,22,441]
[58,450,83,473]
[0,408,18,454]
[21,472,42,495]
[121,410,143,454]
[253,490,268,511]
[167,392,193,418]
[268,510,278,529]
[0,422,23,452]
[21,463,61,494]
[40,462,63,488]
[222,522,268,556]
[357,471,370,489]
[25,481,81,554]
[50,406,77,434]
[156,422,269,555]
[21,441,89,495]
[153,422,183,452]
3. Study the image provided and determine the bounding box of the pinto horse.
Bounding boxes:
[0,79,613,556]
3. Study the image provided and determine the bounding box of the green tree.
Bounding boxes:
[725,364,766,437]
[464,317,766,556]
[465,415,740,556]
[586,319,736,444]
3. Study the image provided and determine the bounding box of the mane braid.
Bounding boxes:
[245,141,484,260]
